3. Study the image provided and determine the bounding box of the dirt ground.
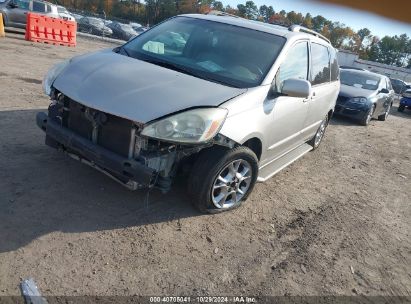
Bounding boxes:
[0,33,410,298]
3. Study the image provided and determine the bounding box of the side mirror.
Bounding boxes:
[379,88,389,94]
[280,78,312,98]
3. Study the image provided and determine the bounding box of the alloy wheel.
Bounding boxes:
[366,106,375,125]
[314,119,327,147]
[385,104,391,119]
[211,159,252,209]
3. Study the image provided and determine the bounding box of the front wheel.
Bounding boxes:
[360,104,375,126]
[398,104,405,112]
[378,103,391,121]
[188,146,258,213]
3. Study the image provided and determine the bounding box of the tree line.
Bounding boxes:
[55,0,411,68]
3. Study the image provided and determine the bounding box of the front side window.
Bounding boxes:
[123,17,286,88]
[311,43,330,85]
[278,41,309,86]
[32,1,46,12]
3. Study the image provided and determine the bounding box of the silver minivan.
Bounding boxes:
[37,14,340,213]
[0,0,74,29]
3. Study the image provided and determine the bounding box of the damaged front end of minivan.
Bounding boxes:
[36,88,237,193]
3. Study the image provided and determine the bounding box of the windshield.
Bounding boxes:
[57,7,68,14]
[340,70,381,90]
[120,24,134,31]
[123,17,285,88]
[89,18,104,26]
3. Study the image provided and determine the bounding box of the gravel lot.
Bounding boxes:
[0,33,410,297]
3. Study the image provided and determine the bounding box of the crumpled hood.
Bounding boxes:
[53,50,246,123]
[339,84,376,99]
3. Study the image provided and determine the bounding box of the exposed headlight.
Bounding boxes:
[141,108,228,143]
[42,59,70,96]
[349,97,368,104]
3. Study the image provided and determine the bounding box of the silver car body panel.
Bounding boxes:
[53,50,247,123]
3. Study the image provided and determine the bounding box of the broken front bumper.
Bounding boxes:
[36,112,155,188]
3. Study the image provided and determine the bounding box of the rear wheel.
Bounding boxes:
[309,114,329,150]
[188,146,258,213]
[378,103,391,121]
[360,104,375,126]
[398,104,405,112]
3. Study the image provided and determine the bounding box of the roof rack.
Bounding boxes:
[207,10,240,18]
[289,25,331,44]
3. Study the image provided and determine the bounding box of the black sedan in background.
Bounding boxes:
[335,69,395,126]
[78,17,113,36]
[107,22,138,41]
[390,78,407,94]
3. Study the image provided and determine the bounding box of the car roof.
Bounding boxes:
[181,14,332,46]
[37,0,57,7]
[82,17,103,22]
[340,66,367,71]
[340,68,385,79]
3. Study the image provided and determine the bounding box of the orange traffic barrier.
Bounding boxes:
[0,14,5,38]
[25,13,76,47]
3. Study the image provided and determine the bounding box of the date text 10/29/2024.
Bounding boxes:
[149,296,257,303]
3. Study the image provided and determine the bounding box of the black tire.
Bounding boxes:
[308,114,329,150]
[188,146,258,214]
[398,105,405,112]
[378,103,391,121]
[360,104,375,126]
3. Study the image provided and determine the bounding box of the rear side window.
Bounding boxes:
[311,43,330,85]
[32,1,46,12]
[278,41,309,85]
[386,78,393,90]
[329,47,339,81]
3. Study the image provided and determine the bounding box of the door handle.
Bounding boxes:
[303,92,316,103]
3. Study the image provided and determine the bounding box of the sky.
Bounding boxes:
[222,0,411,38]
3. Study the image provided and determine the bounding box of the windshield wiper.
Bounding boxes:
[120,46,131,57]
[114,46,131,57]
[142,58,239,87]
[141,58,198,77]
